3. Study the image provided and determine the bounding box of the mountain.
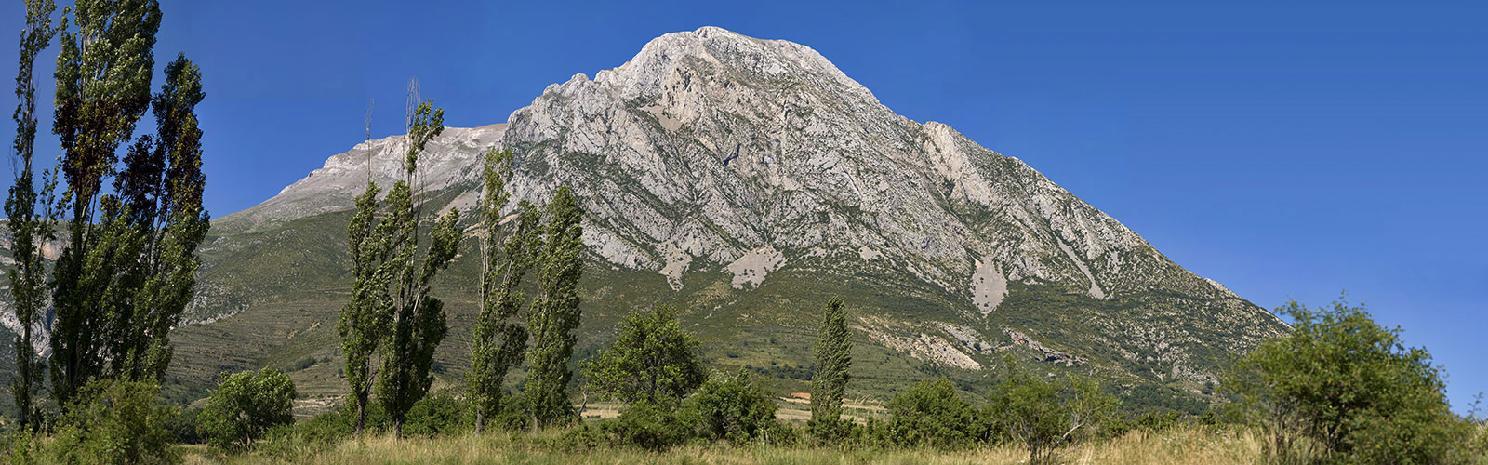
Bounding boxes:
[5,27,1285,413]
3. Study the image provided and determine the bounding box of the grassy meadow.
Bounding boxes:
[181,426,1265,465]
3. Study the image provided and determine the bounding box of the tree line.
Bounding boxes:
[5,0,208,434]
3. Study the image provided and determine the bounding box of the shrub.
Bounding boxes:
[582,306,706,404]
[1226,299,1468,465]
[884,378,988,449]
[683,369,779,444]
[402,391,470,437]
[992,366,1116,465]
[603,401,691,451]
[49,379,179,465]
[198,367,297,450]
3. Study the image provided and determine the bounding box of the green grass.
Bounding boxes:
[180,426,1269,465]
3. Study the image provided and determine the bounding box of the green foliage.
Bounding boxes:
[883,378,986,449]
[1226,299,1470,465]
[338,179,385,433]
[809,297,852,442]
[583,306,706,404]
[683,369,779,444]
[197,368,297,450]
[468,148,540,432]
[7,0,57,432]
[603,401,691,451]
[335,97,457,437]
[992,362,1116,464]
[49,379,178,465]
[526,186,585,427]
[402,391,471,438]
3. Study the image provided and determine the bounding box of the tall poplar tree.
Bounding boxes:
[7,0,57,431]
[809,297,852,441]
[339,172,387,434]
[374,99,459,437]
[48,0,163,405]
[467,148,541,432]
[525,186,584,428]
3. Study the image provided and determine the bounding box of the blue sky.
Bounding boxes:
[3,1,1484,411]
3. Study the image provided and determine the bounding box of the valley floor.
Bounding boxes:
[182,427,1265,465]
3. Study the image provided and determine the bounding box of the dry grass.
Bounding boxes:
[182,426,1264,465]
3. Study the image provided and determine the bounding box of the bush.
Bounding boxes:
[49,379,179,465]
[603,401,691,451]
[683,369,778,444]
[992,365,1116,465]
[1226,300,1469,465]
[402,391,470,437]
[582,306,706,405]
[198,367,297,450]
[884,378,988,449]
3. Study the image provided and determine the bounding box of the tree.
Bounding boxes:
[884,378,987,449]
[48,0,164,407]
[809,297,852,441]
[525,186,584,427]
[50,379,178,465]
[467,148,541,433]
[7,0,57,431]
[993,361,1116,465]
[198,368,297,450]
[582,306,705,405]
[1226,299,1468,465]
[374,99,459,437]
[683,369,779,444]
[338,138,390,435]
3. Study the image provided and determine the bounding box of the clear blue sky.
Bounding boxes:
[3,1,1485,412]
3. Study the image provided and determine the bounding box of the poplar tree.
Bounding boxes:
[339,177,387,434]
[468,148,541,432]
[525,186,584,427]
[374,99,459,437]
[49,0,163,405]
[7,0,57,431]
[809,297,852,441]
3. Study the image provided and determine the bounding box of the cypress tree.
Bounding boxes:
[49,0,163,405]
[525,186,584,428]
[468,148,541,433]
[809,296,852,441]
[6,0,57,431]
[374,99,458,437]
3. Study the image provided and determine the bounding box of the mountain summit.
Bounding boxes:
[97,27,1285,408]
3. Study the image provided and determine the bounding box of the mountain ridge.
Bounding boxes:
[6,26,1285,412]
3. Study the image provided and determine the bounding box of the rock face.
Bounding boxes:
[239,27,1246,306]
[4,27,1285,409]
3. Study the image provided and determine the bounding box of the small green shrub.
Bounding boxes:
[884,378,988,449]
[198,367,297,450]
[603,401,691,451]
[49,379,179,465]
[403,391,470,437]
[683,369,778,444]
[992,364,1116,465]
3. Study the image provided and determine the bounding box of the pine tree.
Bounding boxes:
[374,99,459,437]
[48,0,163,406]
[6,0,57,431]
[468,148,541,433]
[809,297,852,441]
[525,186,584,428]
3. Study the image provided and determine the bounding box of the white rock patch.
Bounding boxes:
[970,259,1008,315]
[857,245,883,260]
[660,245,693,290]
[726,245,785,289]
[1056,240,1106,299]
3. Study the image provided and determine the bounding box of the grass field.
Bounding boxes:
[181,427,1265,465]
